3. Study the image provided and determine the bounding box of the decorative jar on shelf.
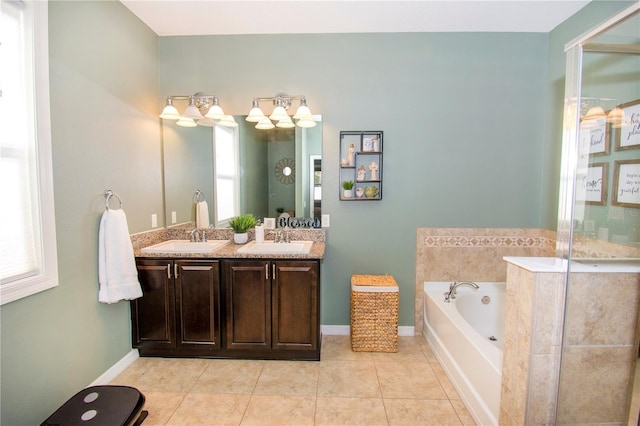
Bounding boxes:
[364,186,379,198]
[342,180,354,199]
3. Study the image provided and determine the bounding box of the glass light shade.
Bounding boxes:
[160,104,180,120]
[579,119,598,129]
[183,99,204,119]
[276,117,295,128]
[296,118,317,128]
[176,117,197,127]
[205,104,225,120]
[583,106,606,121]
[606,107,625,124]
[246,107,266,122]
[218,115,238,128]
[256,118,275,129]
[293,105,313,120]
[269,106,289,121]
[197,118,216,127]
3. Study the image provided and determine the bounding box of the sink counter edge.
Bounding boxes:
[134,241,325,260]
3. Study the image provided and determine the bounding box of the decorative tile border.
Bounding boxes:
[422,235,555,248]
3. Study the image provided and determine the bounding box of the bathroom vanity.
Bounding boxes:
[131,232,324,361]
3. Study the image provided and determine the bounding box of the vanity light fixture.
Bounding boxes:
[218,115,239,128]
[246,94,317,129]
[606,107,628,128]
[159,92,227,127]
[583,106,606,121]
[255,117,275,130]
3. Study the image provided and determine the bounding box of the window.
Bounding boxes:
[0,0,58,304]
[213,125,239,227]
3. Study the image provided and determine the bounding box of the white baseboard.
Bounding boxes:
[321,325,415,336]
[88,349,139,387]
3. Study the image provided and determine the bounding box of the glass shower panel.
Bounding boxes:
[557,8,640,424]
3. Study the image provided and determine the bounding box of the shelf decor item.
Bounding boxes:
[339,131,383,200]
[342,180,354,198]
[228,214,257,244]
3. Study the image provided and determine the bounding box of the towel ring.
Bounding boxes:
[193,189,205,203]
[104,190,123,211]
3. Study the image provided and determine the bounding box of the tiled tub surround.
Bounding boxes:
[415,228,639,425]
[414,228,556,335]
[499,258,640,425]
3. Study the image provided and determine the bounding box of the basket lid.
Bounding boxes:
[351,275,398,292]
[351,274,397,286]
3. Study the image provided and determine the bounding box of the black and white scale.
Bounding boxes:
[40,385,147,426]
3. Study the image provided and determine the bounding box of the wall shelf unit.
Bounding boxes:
[339,131,383,201]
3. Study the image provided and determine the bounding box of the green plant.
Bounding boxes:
[228,214,257,233]
[342,180,354,190]
[276,207,285,214]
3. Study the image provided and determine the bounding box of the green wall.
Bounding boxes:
[0,2,161,424]
[1,1,634,424]
[160,32,550,327]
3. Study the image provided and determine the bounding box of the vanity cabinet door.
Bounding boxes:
[132,259,176,350]
[272,260,319,351]
[175,260,220,350]
[224,260,271,351]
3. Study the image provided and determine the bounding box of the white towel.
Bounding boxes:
[196,200,210,228]
[98,209,142,304]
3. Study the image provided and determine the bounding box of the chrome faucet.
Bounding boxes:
[272,228,290,243]
[444,281,479,303]
[190,228,206,242]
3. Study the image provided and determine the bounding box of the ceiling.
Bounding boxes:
[120,0,591,36]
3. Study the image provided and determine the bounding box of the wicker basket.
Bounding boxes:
[350,274,398,352]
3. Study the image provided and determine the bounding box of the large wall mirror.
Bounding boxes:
[162,116,322,228]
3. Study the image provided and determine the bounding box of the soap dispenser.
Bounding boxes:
[255,222,265,243]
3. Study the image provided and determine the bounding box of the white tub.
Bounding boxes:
[423,281,505,426]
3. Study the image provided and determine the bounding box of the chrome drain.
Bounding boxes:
[481,296,491,304]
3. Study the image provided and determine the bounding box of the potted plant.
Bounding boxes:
[228,214,257,244]
[342,180,354,198]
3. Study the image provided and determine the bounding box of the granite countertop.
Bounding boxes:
[131,224,326,260]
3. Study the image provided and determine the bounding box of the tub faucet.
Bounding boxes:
[444,281,479,303]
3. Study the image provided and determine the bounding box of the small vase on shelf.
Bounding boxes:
[342,180,354,199]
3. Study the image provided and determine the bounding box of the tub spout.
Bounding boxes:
[444,281,479,303]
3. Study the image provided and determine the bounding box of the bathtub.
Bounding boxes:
[423,281,505,426]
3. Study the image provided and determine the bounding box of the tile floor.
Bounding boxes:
[110,335,476,425]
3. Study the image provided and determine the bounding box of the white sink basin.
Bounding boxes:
[141,239,230,254]
[237,240,314,255]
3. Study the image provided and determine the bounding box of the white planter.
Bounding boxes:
[343,189,353,198]
[234,233,248,244]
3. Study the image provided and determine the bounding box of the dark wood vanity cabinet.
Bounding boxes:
[132,259,221,356]
[131,260,176,351]
[132,257,320,360]
[224,259,320,360]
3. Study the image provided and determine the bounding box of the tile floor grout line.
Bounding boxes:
[111,336,475,425]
